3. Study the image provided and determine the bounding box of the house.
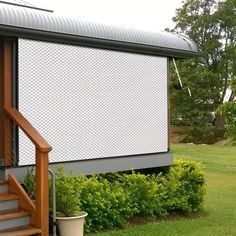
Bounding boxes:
[0,1,199,235]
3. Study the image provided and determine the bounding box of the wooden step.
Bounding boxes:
[0,193,19,202]
[0,198,18,211]
[0,180,8,185]
[0,209,29,221]
[0,225,41,236]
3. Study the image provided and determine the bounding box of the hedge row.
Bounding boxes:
[51,159,206,232]
[23,159,206,232]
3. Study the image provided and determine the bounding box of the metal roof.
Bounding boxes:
[0,0,34,7]
[0,2,199,58]
[0,0,53,12]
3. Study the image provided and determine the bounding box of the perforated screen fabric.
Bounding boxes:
[18,39,168,165]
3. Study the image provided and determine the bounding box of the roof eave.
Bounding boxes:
[0,25,201,58]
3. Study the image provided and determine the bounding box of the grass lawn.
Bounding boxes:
[87,144,236,236]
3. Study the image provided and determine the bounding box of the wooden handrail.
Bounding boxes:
[4,106,52,236]
[5,107,52,152]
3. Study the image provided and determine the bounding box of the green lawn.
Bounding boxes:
[87,144,236,236]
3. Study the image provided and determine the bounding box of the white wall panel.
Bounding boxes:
[18,39,168,165]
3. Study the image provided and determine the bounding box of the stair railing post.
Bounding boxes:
[49,169,57,236]
[35,148,49,236]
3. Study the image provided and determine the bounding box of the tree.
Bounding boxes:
[170,0,236,129]
[170,59,219,126]
[217,76,236,144]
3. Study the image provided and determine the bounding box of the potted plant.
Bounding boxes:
[53,166,87,236]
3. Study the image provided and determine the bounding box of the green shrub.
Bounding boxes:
[80,176,132,232]
[121,172,166,217]
[217,102,236,144]
[23,168,36,199]
[183,126,223,144]
[176,159,205,212]
[157,159,206,213]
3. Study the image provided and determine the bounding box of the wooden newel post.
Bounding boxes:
[35,148,49,236]
[2,39,12,166]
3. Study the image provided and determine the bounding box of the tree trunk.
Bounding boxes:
[215,114,225,131]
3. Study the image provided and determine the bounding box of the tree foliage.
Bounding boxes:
[217,76,236,143]
[170,0,236,127]
[170,59,219,126]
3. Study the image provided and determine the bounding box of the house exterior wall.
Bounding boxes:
[3,152,172,181]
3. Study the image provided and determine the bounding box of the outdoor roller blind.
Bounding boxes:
[18,39,168,165]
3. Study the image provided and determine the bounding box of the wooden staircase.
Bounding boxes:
[0,178,41,235]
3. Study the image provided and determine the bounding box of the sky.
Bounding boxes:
[26,0,183,32]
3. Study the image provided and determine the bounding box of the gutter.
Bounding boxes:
[0,25,201,59]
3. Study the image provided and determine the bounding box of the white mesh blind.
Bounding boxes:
[18,39,168,165]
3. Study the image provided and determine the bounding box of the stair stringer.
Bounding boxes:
[8,174,37,226]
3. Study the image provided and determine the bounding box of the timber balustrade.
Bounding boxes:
[5,106,52,236]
